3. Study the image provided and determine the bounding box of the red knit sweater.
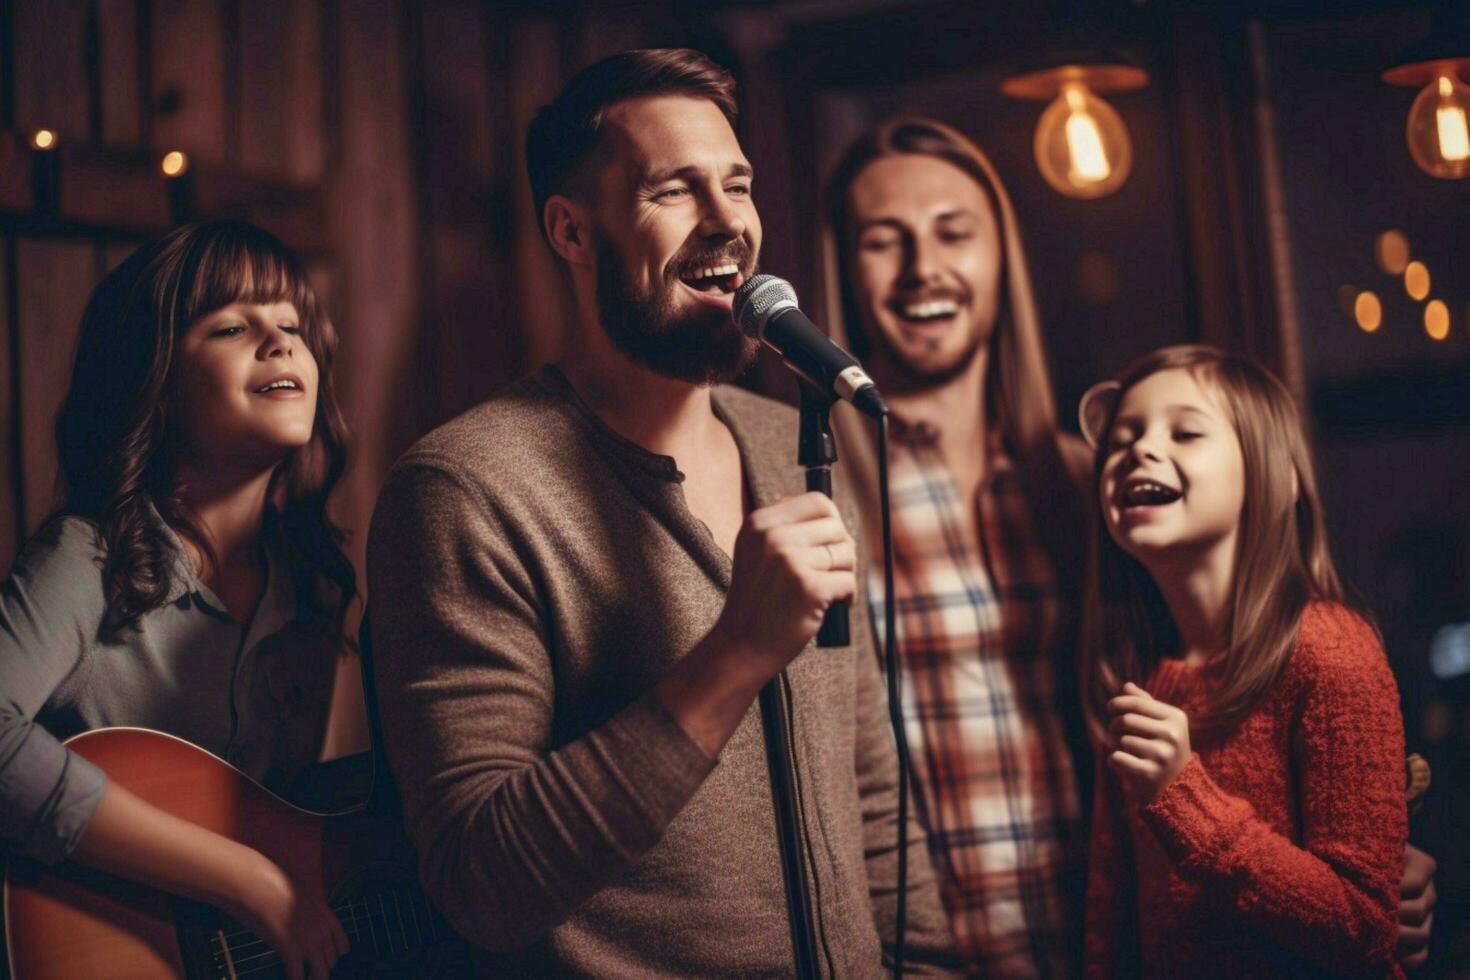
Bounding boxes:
[1083,602,1407,978]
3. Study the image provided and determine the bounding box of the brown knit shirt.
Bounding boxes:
[366,366,958,977]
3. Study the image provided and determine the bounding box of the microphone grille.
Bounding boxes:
[733,274,797,339]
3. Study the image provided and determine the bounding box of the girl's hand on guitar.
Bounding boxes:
[231,850,350,980]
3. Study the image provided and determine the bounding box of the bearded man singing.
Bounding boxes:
[366,49,959,978]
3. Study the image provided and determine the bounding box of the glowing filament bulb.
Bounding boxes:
[1405,72,1470,179]
[1435,77,1470,162]
[1064,86,1110,183]
[1032,80,1133,199]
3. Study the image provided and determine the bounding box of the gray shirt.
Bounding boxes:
[0,515,337,863]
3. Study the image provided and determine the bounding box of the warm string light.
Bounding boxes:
[1354,291,1383,333]
[1343,231,1460,341]
[1404,261,1431,301]
[1374,230,1410,276]
[29,129,57,150]
[160,150,190,177]
[1424,300,1450,340]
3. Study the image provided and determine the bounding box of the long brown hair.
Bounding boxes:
[55,220,355,636]
[820,115,1088,596]
[1079,345,1346,740]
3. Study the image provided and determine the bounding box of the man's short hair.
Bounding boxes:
[525,48,738,226]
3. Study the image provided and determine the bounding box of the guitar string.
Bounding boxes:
[219,888,430,942]
[224,904,392,960]
[223,889,445,970]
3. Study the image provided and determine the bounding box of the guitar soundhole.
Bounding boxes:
[178,870,470,978]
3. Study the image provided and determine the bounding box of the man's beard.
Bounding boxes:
[864,311,990,394]
[595,234,758,386]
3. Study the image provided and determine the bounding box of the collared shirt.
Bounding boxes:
[869,416,1084,978]
[0,514,337,863]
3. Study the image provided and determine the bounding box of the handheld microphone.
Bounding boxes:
[733,275,887,417]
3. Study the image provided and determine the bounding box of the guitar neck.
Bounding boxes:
[201,882,456,977]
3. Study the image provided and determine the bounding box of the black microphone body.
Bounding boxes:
[734,275,887,418]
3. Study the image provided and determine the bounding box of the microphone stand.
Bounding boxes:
[798,381,849,647]
[758,381,854,980]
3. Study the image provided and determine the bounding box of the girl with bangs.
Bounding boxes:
[0,221,357,978]
[1077,345,1407,978]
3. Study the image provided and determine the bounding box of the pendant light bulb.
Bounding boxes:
[1406,72,1470,179]
[1034,82,1132,199]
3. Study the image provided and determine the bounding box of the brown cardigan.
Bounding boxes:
[366,367,958,977]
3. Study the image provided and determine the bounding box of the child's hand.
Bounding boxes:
[1107,682,1193,803]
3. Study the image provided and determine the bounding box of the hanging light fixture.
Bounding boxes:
[1002,61,1148,200]
[1382,9,1470,180]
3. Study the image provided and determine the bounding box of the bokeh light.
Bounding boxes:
[1374,230,1410,275]
[1354,291,1382,333]
[1424,299,1450,340]
[160,151,190,177]
[1404,261,1430,300]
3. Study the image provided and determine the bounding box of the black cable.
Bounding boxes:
[878,413,910,976]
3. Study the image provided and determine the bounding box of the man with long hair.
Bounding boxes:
[822,116,1436,976]
[366,51,957,976]
[823,116,1092,977]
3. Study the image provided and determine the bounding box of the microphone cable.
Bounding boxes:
[876,413,911,977]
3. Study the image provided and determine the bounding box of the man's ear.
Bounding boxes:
[544,195,593,266]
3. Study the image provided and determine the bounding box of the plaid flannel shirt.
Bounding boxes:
[869,417,1085,978]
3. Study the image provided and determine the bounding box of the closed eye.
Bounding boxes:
[211,325,246,338]
[1174,431,1202,442]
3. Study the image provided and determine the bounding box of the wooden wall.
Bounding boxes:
[0,0,1316,588]
[0,0,686,582]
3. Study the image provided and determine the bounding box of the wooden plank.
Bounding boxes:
[150,0,228,164]
[506,13,572,370]
[58,148,173,231]
[99,0,143,147]
[330,0,421,583]
[237,1,290,177]
[190,168,326,255]
[106,241,143,274]
[0,135,32,211]
[15,240,96,534]
[238,0,325,182]
[420,1,492,186]
[418,1,513,417]
[283,0,326,183]
[0,238,17,574]
[12,0,90,140]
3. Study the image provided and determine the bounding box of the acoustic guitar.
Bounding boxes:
[3,727,468,978]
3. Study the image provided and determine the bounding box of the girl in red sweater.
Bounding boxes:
[1076,345,1406,978]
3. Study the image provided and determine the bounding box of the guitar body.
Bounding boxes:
[4,728,462,979]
